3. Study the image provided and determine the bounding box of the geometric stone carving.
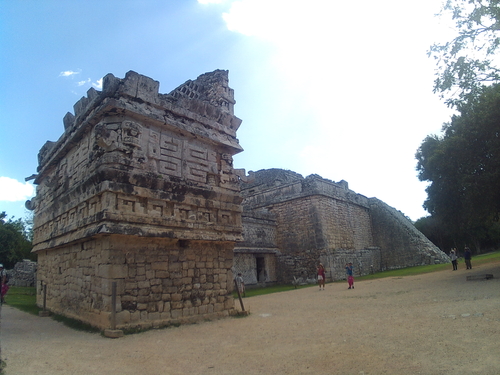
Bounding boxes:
[31,70,247,330]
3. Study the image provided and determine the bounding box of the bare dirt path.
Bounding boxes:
[2,261,500,375]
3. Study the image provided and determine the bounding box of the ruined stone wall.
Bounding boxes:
[241,170,376,283]
[36,236,234,329]
[9,260,37,287]
[369,198,449,269]
[30,70,245,329]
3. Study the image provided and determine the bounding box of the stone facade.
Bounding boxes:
[8,260,37,287]
[234,169,449,286]
[29,70,247,330]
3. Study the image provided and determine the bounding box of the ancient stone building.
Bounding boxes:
[29,70,248,330]
[29,69,448,331]
[234,169,449,286]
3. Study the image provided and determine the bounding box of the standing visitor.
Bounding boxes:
[450,249,458,271]
[346,262,354,289]
[317,263,326,291]
[464,247,472,269]
[0,264,8,304]
[235,273,245,297]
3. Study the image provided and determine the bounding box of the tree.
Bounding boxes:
[0,212,35,268]
[429,0,500,107]
[414,216,455,251]
[416,83,500,251]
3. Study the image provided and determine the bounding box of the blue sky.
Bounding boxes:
[0,0,455,222]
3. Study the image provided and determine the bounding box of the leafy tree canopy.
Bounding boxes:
[429,0,500,107]
[416,83,500,249]
[0,211,35,268]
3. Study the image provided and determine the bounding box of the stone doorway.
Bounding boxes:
[256,256,266,282]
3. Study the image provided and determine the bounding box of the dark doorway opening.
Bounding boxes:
[256,256,265,282]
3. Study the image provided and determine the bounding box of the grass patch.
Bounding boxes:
[357,250,500,281]
[4,286,99,333]
[4,286,40,315]
[232,283,314,299]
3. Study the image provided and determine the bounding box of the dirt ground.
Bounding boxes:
[1,261,500,375]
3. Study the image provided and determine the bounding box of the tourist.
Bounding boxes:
[0,264,8,304]
[346,262,354,289]
[450,249,458,271]
[464,247,472,269]
[317,263,326,290]
[235,273,245,297]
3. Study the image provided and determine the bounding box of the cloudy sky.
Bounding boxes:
[0,0,455,221]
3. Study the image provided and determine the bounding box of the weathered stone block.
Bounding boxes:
[151,262,168,270]
[170,309,182,319]
[116,310,131,326]
[98,264,128,279]
[149,312,160,321]
[137,280,150,289]
[171,302,184,311]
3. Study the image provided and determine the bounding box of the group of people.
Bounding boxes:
[449,247,472,271]
[239,248,473,296]
[317,262,354,290]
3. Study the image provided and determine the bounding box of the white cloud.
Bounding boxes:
[77,78,91,86]
[59,70,81,77]
[216,0,454,220]
[0,177,35,202]
[92,78,103,90]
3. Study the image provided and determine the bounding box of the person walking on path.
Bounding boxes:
[317,263,326,291]
[346,262,354,289]
[450,249,458,271]
[464,247,472,269]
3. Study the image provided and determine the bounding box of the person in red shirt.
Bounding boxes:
[317,263,326,291]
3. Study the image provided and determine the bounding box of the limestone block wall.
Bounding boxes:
[241,170,375,283]
[311,195,372,251]
[37,236,234,329]
[369,198,450,269]
[240,169,450,284]
[322,248,381,281]
[276,251,321,284]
